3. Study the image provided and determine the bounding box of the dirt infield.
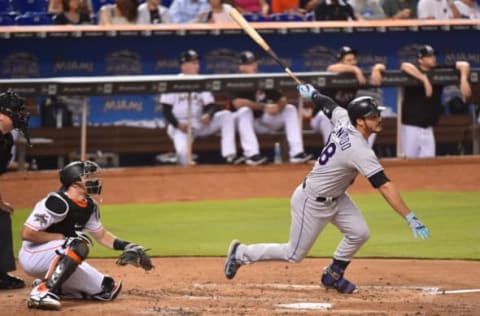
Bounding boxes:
[2,156,480,315]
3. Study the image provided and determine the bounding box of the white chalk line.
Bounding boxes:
[194,282,480,296]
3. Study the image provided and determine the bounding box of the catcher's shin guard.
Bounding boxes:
[45,238,89,293]
[91,276,122,301]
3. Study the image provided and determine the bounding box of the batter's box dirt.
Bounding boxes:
[3,257,480,315]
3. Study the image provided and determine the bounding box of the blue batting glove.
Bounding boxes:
[297,83,318,101]
[405,211,430,240]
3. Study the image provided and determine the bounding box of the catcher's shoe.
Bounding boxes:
[92,280,122,301]
[27,282,61,310]
[321,265,357,294]
[224,240,241,279]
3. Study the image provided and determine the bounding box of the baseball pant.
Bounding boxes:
[234,184,370,264]
[0,211,16,273]
[19,239,105,297]
[233,107,261,158]
[401,124,435,158]
[167,110,236,165]
[254,104,305,158]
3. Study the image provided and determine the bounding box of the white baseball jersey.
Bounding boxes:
[19,192,107,297]
[160,91,214,130]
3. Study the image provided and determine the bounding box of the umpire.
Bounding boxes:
[0,91,30,290]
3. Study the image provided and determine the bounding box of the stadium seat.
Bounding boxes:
[242,13,270,22]
[11,0,48,14]
[303,11,315,21]
[0,0,11,13]
[15,12,53,25]
[270,13,304,22]
[0,13,15,25]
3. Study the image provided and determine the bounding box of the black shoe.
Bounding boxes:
[245,154,268,166]
[290,152,313,164]
[225,154,246,165]
[0,273,26,290]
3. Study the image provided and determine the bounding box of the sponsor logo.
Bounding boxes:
[104,98,143,112]
[205,48,238,74]
[105,50,142,75]
[1,52,40,78]
[53,60,94,74]
[303,46,336,71]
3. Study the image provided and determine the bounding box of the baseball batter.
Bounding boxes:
[161,49,246,165]
[225,84,430,293]
[19,160,148,310]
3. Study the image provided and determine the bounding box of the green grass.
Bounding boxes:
[11,191,480,259]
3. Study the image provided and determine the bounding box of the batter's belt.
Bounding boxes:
[302,178,337,203]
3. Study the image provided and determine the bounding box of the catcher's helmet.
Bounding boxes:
[0,91,30,144]
[59,160,102,194]
[347,96,386,126]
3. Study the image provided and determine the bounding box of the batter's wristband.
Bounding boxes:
[113,239,130,251]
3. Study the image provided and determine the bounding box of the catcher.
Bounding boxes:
[18,160,153,310]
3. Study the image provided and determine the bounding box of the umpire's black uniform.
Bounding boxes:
[0,90,28,290]
[0,133,17,275]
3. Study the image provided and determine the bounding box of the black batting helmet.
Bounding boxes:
[59,160,102,194]
[347,96,386,126]
[336,46,357,61]
[0,91,30,145]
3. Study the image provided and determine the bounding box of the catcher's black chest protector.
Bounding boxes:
[0,132,13,174]
[46,192,97,237]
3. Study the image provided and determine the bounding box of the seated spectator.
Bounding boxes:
[350,0,385,20]
[99,0,139,24]
[300,0,318,12]
[208,0,235,23]
[235,0,270,15]
[314,0,357,21]
[271,0,302,14]
[54,0,92,24]
[454,0,480,19]
[417,0,460,19]
[168,0,211,24]
[49,0,92,15]
[137,0,171,24]
[382,0,417,19]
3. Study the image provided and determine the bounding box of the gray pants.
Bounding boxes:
[235,184,370,264]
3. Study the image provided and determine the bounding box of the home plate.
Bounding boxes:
[276,302,332,310]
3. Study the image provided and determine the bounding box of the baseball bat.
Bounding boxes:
[228,7,303,85]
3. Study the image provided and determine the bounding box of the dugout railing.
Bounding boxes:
[1,69,478,169]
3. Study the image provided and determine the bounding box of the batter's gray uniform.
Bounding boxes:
[234,106,380,263]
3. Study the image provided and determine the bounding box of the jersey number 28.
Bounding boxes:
[318,143,336,165]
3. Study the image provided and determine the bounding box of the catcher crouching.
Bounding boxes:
[18,160,153,310]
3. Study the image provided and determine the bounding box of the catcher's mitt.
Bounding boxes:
[116,243,154,271]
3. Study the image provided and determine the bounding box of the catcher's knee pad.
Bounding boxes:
[46,239,89,292]
[92,276,122,301]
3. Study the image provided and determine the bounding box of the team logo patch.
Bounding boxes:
[33,213,48,226]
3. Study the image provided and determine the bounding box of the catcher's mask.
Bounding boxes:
[59,160,102,195]
[0,91,31,145]
[347,96,386,126]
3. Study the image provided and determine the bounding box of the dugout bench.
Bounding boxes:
[21,114,475,169]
